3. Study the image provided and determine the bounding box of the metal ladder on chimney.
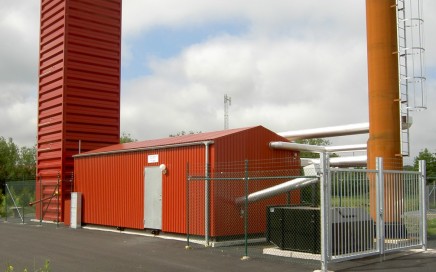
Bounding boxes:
[396,0,426,157]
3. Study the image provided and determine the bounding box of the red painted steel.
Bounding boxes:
[37,0,121,222]
[210,127,300,236]
[74,126,300,236]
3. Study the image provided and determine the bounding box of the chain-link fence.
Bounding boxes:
[428,180,436,212]
[186,157,321,268]
[1,176,69,226]
[1,181,36,224]
[185,156,427,271]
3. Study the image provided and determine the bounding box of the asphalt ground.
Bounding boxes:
[1,221,436,272]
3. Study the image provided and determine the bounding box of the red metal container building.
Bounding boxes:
[73,126,300,236]
[37,0,122,222]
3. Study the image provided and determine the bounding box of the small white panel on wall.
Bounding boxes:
[148,154,159,163]
[70,192,82,229]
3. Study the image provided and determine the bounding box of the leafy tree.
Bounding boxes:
[0,137,36,183]
[0,137,20,182]
[120,132,137,144]
[413,148,436,182]
[1,137,35,205]
[403,164,414,171]
[295,138,337,158]
[17,145,36,180]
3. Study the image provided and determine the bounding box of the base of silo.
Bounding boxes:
[263,247,321,261]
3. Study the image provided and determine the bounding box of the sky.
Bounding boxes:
[0,0,435,165]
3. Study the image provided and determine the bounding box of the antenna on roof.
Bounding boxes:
[224,94,231,130]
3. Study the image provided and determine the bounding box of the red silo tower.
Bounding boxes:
[37,0,122,222]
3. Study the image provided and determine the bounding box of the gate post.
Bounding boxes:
[419,160,427,250]
[320,152,330,271]
[376,157,385,255]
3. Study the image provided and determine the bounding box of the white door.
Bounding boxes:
[144,166,162,229]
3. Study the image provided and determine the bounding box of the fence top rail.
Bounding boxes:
[330,168,377,174]
[188,175,319,181]
[330,168,421,175]
[383,170,421,175]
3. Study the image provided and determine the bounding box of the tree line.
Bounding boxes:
[0,135,435,188]
[0,137,36,183]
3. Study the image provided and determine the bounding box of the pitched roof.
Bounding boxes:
[75,126,259,157]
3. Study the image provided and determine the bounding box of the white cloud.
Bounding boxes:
[121,30,369,140]
[0,1,39,146]
[0,83,37,146]
[122,0,366,37]
[1,0,435,164]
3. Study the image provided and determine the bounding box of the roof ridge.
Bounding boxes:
[76,126,262,157]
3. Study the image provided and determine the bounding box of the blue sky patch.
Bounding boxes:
[122,19,249,79]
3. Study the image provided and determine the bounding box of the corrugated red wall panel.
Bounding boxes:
[37,0,121,222]
[210,126,299,236]
[74,144,207,231]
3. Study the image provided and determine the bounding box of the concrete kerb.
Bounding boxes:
[328,248,436,272]
[82,224,268,248]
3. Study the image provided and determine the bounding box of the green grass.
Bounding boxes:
[5,260,51,272]
[428,218,436,237]
[4,260,51,272]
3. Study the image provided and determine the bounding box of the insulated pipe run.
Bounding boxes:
[278,123,369,141]
[235,178,318,205]
[325,144,367,153]
[301,156,367,167]
[269,142,367,153]
[270,142,326,152]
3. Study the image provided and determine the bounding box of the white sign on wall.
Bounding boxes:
[148,154,159,163]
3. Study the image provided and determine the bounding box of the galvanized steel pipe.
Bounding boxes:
[278,123,369,141]
[270,141,367,153]
[235,177,318,205]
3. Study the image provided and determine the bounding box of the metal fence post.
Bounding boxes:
[57,173,60,228]
[320,152,330,271]
[419,160,427,250]
[205,161,210,247]
[376,157,384,255]
[242,159,250,260]
[185,162,191,249]
[5,185,8,222]
[39,175,42,225]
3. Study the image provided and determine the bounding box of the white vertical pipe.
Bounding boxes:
[376,157,384,255]
[419,160,427,250]
[320,152,330,271]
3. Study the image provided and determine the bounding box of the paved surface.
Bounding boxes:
[1,221,436,272]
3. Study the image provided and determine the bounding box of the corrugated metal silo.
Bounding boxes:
[37,0,121,222]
